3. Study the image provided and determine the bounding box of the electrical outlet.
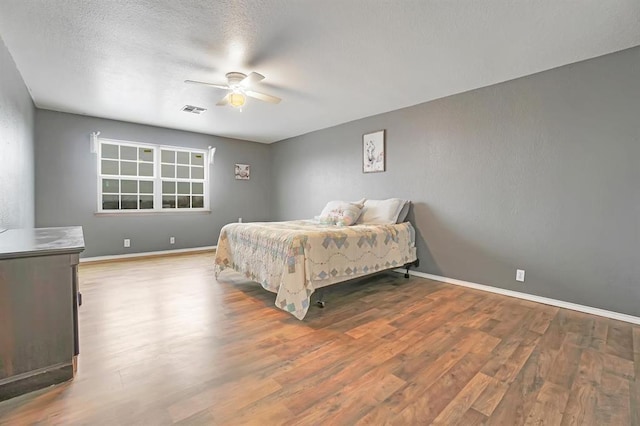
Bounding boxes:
[516,269,525,282]
[238,217,243,223]
[124,238,131,248]
[170,236,175,244]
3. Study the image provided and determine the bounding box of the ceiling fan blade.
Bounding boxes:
[245,90,281,104]
[184,80,230,90]
[240,72,265,87]
[216,94,230,106]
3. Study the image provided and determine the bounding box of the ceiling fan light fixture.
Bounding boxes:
[229,91,246,108]
[186,71,280,109]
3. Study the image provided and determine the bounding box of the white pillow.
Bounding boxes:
[319,200,364,225]
[396,201,411,223]
[352,198,366,207]
[357,198,407,224]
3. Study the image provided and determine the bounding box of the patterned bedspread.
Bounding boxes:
[214,220,417,319]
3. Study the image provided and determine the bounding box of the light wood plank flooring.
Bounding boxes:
[0,252,637,425]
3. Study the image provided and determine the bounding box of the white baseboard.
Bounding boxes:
[394,269,640,325]
[81,246,216,263]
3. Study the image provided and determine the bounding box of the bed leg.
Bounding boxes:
[404,258,420,278]
[316,290,326,308]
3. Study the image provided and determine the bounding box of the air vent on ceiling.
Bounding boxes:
[181,105,207,114]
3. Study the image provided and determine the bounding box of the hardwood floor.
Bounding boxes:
[0,252,637,425]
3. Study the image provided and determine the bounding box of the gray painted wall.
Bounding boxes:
[0,36,35,229]
[35,110,272,258]
[271,46,640,317]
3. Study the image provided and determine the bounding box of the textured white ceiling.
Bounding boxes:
[0,1,639,143]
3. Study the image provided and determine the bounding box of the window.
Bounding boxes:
[160,149,206,209]
[98,139,208,213]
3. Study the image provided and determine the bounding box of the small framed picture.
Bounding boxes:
[235,164,250,180]
[363,129,385,173]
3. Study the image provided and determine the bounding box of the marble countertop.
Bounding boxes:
[0,227,85,260]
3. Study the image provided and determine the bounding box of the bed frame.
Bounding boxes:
[314,258,420,308]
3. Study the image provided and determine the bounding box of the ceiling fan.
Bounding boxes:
[185,72,281,109]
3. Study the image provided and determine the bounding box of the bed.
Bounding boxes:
[214,219,418,319]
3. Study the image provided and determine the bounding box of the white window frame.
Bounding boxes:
[96,138,210,214]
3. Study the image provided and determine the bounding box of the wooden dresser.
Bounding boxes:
[0,227,84,401]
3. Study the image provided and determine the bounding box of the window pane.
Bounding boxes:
[101,144,119,159]
[139,196,153,209]
[162,181,175,194]
[191,167,204,179]
[161,150,175,163]
[192,196,204,208]
[192,182,203,194]
[121,180,137,193]
[121,161,137,176]
[139,163,153,177]
[121,146,137,161]
[101,160,119,175]
[139,181,153,194]
[121,195,137,209]
[177,151,189,164]
[161,164,175,178]
[102,179,119,193]
[162,196,176,208]
[139,147,153,162]
[191,152,204,166]
[177,165,189,179]
[102,195,119,210]
[177,196,190,208]
[177,182,190,195]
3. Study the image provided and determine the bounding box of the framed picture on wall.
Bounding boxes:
[363,129,385,173]
[235,164,250,180]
